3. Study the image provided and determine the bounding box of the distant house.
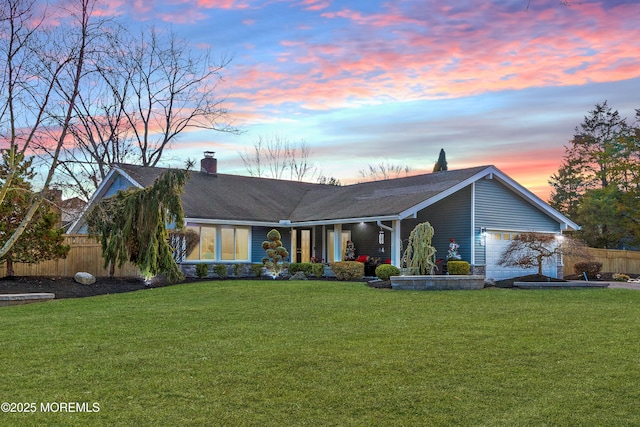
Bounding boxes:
[69,153,579,280]
[49,188,87,230]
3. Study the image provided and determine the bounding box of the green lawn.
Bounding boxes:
[1,281,640,426]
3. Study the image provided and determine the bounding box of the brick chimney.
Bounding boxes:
[200,151,217,175]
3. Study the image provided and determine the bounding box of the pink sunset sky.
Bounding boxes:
[107,0,639,201]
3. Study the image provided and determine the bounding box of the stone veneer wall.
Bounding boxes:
[471,265,486,277]
[391,275,485,291]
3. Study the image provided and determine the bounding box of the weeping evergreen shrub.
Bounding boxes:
[86,169,188,283]
[403,222,437,275]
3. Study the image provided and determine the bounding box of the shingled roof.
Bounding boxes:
[113,163,492,224]
[115,163,319,223]
[289,166,489,222]
[68,160,580,233]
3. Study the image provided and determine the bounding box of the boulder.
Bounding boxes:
[289,271,308,281]
[74,271,96,285]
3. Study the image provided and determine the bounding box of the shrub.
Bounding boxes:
[289,262,313,276]
[262,229,289,274]
[195,263,209,278]
[573,261,602,279]
[613,273,630,282]
[311,263,324,278]
[213,264,228,278]
[375,264,400,281]
[250,263,264,277]
[329,261,364,281]
[447,261,470,275]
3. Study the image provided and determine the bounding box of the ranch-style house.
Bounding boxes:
[70,152,579,280]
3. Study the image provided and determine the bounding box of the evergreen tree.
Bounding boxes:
[576,186,628,249]
[549,102,640,248]
[549,101,631,212]
[548,155,589,220]
[0,149,70,276]
[86,169,188,283]
[433,149,448,172]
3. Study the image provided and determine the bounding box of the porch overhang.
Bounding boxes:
[283,215,400,228]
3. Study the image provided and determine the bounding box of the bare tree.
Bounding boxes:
[289,140,317,181]
[0,0,95,258]
[358,161,411,182]
[239,134,318,182]
[498,232,590,276]
[51,25,237,199]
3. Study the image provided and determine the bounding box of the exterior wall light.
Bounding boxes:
[480,227,487,246]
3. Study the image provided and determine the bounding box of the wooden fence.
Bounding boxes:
[564,248,640,276]
[0,234,140,278]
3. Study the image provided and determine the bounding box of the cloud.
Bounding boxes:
[222,1,640,118]
[297,0,331,11]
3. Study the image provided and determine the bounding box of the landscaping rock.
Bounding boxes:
[74,272,96,285]
[289,271,308,281]
[276,270,291,280]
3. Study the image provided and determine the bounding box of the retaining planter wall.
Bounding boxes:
[391,275,485,291]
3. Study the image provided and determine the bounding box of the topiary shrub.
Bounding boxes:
[262,229,289,275]
[311,263,324,278]
[288,262,313,276]
[195,263,209,278]
[573,261,602,279]
[213,264,228,278]
[375,264,400,281]
[329,261,364,281]
[447,260,470,275]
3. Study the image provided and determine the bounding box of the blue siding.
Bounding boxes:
[475,179,560,230]
[76,174,138,233]
[474,178,562,264]
[251,226,291,263]
[402,185,472,264]
[105,175,136,197]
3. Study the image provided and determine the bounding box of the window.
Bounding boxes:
[221,227,249,261]
[185,225,249,261]
[202,227,216,259]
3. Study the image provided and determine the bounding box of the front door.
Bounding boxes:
[295,229,311,263]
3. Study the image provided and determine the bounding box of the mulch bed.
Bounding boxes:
[4,272,633,300]
[0,276,179,299]
[0,275,367,299]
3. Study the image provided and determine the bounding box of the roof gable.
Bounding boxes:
[290,166,489,222]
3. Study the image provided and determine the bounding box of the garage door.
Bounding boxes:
[485,231,557,281]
